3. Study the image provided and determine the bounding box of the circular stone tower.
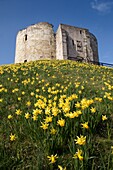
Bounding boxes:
[15,22,56,63]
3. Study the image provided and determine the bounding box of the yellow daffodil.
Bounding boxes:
[47,154,58,164]
[22,91,25,95]
[33,109,42,116]
[26,101,31,107]
[75,102,81,108]
[44,116,53,123]
[31,92,35,96]
[73,149,83,161]
[75,135,86,145]
[90,107,96,113]
[76,110,82,115]
[52,107,59,116]
[50,128,57,135]
[102,115,107,121]
[68,112,75,119]
[40,122,49,130]
[32,115,38,121]
[15,109,22,115]
[62,103,70,113]
[45,107,51,115]
[0,98,3,102]
[57,118,65,127]
[81,122,89,129]
[10,133,16,141]
[25,113,30,119]
[8,114,13,119]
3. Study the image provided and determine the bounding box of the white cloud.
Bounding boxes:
[91,0,113,13]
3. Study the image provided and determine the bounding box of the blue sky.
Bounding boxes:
[0,0,113,65]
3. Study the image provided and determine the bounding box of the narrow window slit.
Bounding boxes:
[72,40,74,46]
[25,34,27,41]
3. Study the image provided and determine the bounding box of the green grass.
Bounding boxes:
[0,60,113,170]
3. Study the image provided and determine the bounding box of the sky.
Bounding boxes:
[0,0,113,65]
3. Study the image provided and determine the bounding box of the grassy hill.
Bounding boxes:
[0,60,113,170]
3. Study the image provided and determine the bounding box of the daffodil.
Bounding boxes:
[18,97,21,101]
[57,118,65,127]
[81,122,89,129]
[102,115,107,121]
[75,135,86,145]
[44,116,53,123]
[40,122,49,130]
[26,101,31,107]
[22,91,25,95]
[52,107,59,116]
[90,107,96,113]
[75,102,81,108]
[73,149,83,160]
[62,103,70,113]
[0,98,3,102]
[31,92,35,96]
[25,113,30,119]
[47,154,58,164]
[45,107,51,115]
[8,114,13,119]
[15,109,22,115]
[33,109,42,116]
[32,115,38,121]
[10,133,16,141]
[50,128,57,135]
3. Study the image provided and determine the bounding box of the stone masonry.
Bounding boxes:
[15,22,99,63]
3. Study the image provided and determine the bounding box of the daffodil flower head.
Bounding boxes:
[47,154,58,164]
[75,135,86,145]
[10,133,16,141]
[40,122,49,130]
[81,122,89,129]
[57,118,65,127]
[15,109,22,115]
[73,149,83,161]
[8,114,13,119]
[102,115,107,121]
[25,113,30,119]
[90,107,96,113]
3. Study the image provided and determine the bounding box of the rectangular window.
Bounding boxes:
[25,34,27,41]
[72,40,74,46]
[80,30,82,34]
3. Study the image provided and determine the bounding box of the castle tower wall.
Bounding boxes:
[56,25,64,60]
[15,22,56,63]
[89,33,99,62]
[59,24,99,62]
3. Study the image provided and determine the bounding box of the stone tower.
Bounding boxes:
[15,22,99,63]
[56,24,99,62]
[15,22,56,63]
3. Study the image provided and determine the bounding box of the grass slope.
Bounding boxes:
[0,60,113,170]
